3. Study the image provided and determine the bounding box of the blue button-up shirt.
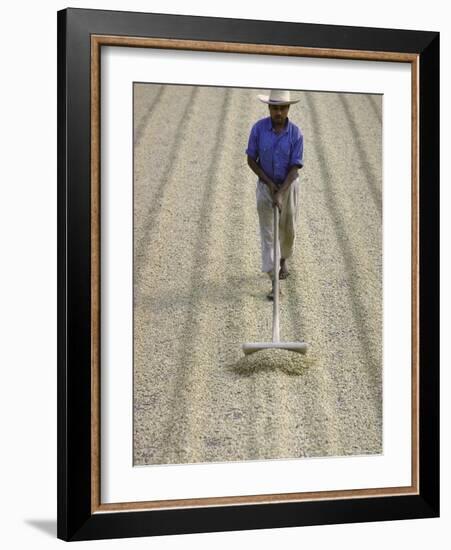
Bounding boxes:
[246,117,304,185]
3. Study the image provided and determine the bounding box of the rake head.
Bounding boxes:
[242,341,309,355]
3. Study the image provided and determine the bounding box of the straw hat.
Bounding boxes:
[257,89,300,105]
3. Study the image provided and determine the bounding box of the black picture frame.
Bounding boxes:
[57,7,439,542]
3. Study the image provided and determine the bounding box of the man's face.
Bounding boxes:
[269,103,290,125]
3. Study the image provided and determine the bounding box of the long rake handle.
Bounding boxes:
[272,205,280,343]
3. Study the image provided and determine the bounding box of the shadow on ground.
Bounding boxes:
[25,519,57,538]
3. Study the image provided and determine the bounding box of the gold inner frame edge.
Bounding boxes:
[90,35,420,514]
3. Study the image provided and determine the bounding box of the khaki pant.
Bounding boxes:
[256,178,300,275]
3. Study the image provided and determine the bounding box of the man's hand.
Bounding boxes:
[267,181,277,195]
[272,189,283,211]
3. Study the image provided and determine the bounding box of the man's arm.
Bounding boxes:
[278,165,301,195]
[276,128,303,196]
[273,165,301,210]
[247,155,276,194]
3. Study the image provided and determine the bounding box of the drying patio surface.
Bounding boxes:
[133,84,382,466]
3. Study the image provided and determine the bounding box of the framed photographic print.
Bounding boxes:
[57,8,439,541]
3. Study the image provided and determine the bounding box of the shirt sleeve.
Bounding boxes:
[245,123,259,160]
[290,129,304,168]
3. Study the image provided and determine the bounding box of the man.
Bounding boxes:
[245,89,304,298]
